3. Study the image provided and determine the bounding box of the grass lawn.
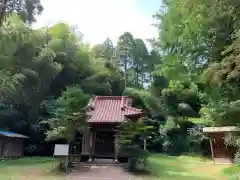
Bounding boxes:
[1,155,240,180]
[0,157,63,180]
[144,154,240,180]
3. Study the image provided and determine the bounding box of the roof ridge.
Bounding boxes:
[124,106,143,112]
[91,96,98,110]
[95,96,128,99]
[94,95,128,97]
[121,96,128,110]
[90,96,129,110]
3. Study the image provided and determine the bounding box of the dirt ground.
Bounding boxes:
[66,165,137,180]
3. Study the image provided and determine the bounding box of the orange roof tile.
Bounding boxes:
[87,96,143,123]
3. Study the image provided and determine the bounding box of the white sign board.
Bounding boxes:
[54,144,69,156]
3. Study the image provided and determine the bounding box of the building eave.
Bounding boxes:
[203,126,238,133]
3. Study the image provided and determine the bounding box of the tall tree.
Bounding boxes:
[155,0,240,70]
[0,0,43,25]
[0,16,96,155]
[133,38,149,86]
[102,38,114,61]
[45,86,89,142]
[116,32,136,87]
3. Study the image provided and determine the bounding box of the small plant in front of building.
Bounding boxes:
[118,118,152,172]
[224,127,240,164]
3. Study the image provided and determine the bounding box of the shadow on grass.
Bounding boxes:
[0,157,56,166]
[137,155,214,180]
[149,153,210,163]
[221,164,240,179]
[0,157,64,179]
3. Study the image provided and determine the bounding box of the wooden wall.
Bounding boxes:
[81,128,91,155]
[80,124,130,159]
[0,136,24,157]
[207,132,237,164]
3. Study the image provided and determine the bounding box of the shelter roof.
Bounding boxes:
[0,130,29,138]
[203,126,238,133]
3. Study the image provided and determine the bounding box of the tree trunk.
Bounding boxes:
[136,71,139,85]
[0,0,8,26]
[124,55,127,88]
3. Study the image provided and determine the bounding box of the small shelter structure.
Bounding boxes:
[73,96,144,162]
[203,126,238,164]
[0,130,28,158]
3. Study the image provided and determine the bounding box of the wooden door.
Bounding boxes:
[94,131,115,156]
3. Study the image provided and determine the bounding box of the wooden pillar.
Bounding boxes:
[209,138,215,164]
[81,129,86,154]
[81,128,90,155]
[0,139,3,157]
[143,139,147,150]
[88,130,93,162]
[114,133,119,162]
[92,131,96,161]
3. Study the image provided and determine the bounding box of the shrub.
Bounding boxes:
[118,119,152,172]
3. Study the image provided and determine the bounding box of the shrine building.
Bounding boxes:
[72,96,144,162]
[203,126,238,164]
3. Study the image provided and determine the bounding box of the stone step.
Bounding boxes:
[71,158,128,168]
[82,164,122,167]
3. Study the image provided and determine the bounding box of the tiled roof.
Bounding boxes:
[88,96,143,123]
[0,130,29,138]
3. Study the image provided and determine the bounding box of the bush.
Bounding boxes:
[127,148,149,172]
[234,150,240,164]
[118,119,152,172]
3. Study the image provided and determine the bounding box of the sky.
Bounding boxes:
[34,0,161,46]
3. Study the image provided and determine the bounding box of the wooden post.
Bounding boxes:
[143,139,146,150]
[92,131,96,162]
[114,134,119,162]
[88,130,93,162]
[82,128,89,155]
[81,130,86,154]
[209,138,215,164]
